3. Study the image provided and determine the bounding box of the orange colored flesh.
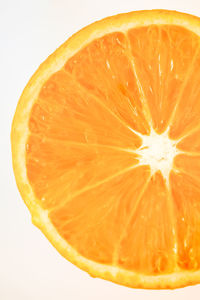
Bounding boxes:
[26,25,200,275]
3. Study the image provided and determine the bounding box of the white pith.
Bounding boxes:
[134,129,179,183]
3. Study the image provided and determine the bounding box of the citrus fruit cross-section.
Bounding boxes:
[11,10,200,289]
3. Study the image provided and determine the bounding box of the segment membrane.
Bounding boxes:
[177,127,200,153]
[117,172,176,274]
[65,32,150,134]
[169,50,200,139]
[50,166,150,264]
[128,25,200,134]
[27,135,139,209]
[170,171,200,270]
[174,154,200,179]
[29,70,142,149]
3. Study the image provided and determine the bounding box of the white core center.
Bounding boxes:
[135,130,178,183]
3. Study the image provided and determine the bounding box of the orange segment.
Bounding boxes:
[50,166,150,264]
[117,172,175,274]
[65,32,150,134]
[29,70,142,148]
[27,134,139,209]
[128,25,200,133]
[170,171,200,270]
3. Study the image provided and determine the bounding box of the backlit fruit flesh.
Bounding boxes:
[11,10,200,289]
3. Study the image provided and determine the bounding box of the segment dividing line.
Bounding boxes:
[48,164,141,212]
[165,45,200,133]
[62,68,145,139]
[124,33,154,129]
[30,133,141,155]
[69,164,140,199]
[175,122,200,144]
[166,183,179,269]
[112,175,151,266]
[177,150,200,157]
[173,167,200,184]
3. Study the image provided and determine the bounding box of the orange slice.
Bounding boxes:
[11,10,200,289]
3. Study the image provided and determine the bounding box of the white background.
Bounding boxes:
[1,0,200,299]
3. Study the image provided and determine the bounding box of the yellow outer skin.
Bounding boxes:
[11,10,200,289]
